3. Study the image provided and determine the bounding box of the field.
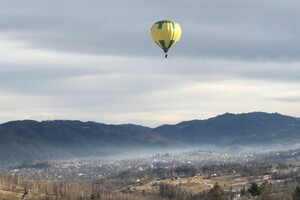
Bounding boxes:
[127,173,272,196]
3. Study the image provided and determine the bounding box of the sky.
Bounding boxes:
[0,0,300,127]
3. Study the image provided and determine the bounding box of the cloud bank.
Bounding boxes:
[0,0,300,126]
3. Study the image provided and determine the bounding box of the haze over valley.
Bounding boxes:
[1,111,300,164]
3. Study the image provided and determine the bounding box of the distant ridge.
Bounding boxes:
[1,112,300,163]
[0,120,177,163]
[155,112,300,147]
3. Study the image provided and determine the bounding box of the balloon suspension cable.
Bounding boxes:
[165,54,168,58]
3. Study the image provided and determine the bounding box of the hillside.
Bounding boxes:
[155,112,300,148]
[1,112,300,163]
[0,120,175,163]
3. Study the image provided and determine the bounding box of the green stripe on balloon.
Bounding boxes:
[156,20,175,29]
[159,40,166,49]
[167,40,175,48]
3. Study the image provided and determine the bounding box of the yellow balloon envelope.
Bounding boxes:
[151,20,182,58]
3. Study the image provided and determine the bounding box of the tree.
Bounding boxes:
[207,182,227,200]
[240,187,247,196]
[248,182,261,198]
[90,194,96,200]
[293,186,300,200]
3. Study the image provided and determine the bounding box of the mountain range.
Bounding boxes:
[1,112,300,163]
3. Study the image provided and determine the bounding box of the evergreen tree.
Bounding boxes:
[207,182,227,200]
[248,182,261,198]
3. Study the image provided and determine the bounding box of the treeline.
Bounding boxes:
[159,181,300,200]
[0,174,162,200]
[116,162,292,182]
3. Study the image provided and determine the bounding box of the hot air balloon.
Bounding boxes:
[151,20,182,58]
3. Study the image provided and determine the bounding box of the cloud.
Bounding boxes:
[270,97,300,103]
[1,1,300,126]
[1,0,300,60]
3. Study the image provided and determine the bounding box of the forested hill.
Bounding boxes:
[155,112,300,147]
[1,112,300,163]
[0,120,176,162]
